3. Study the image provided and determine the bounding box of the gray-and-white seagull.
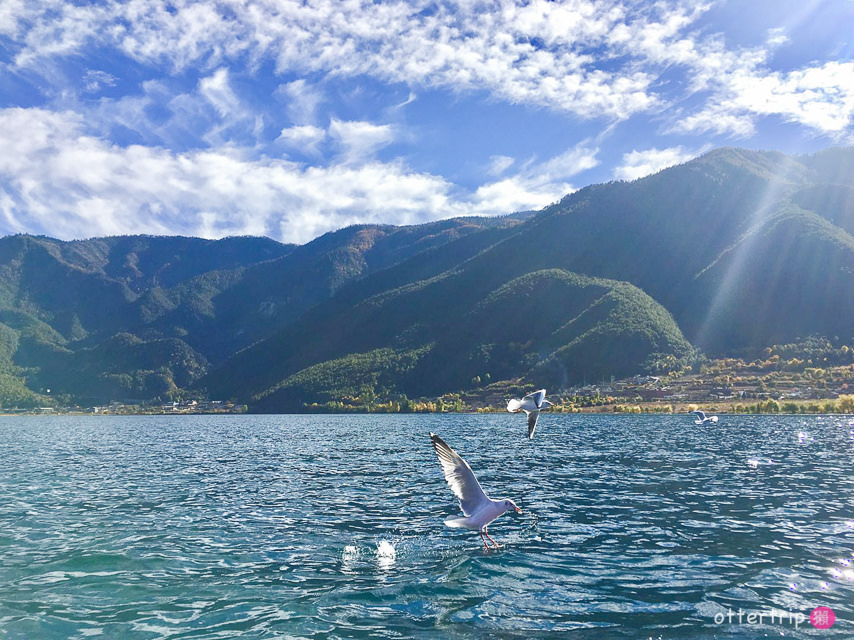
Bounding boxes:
[429,432,521,550]
[507,388,552,438]
[691,410,719,425]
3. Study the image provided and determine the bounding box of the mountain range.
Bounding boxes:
[1,147,852,410]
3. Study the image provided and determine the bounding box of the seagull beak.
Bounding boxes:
[515,506,522,514]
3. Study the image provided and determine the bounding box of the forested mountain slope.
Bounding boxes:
[2,147,853,409]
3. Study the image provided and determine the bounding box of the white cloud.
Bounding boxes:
[752,62,854,134]
[0,107,603,244]
[670,105,757,138]
[613,146,699,181]
[766,27,790,47]
[488,155,515,177]
[328,119,396,164]
[0,0,28,39]
[537,145,601,183]
[277,125,327,156]
[0,108,456,244]
[9,0,854,139]
[393,92,417,110]
[672,61,854,139]
[473,143,599,212]
[75,70,265,150]
[472,176,569,215]
[4,0,667,121]
[83,69,117,93]
[277,79,324,126]
[10,1,106,66]
[199,68,239,118]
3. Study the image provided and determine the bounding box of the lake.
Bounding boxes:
[1,413,852,638]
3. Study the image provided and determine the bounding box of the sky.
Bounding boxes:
[1,0,853,245]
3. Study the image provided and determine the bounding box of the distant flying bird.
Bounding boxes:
[691,410,719,425]
[507,388,552,438]
[429,432,522,550]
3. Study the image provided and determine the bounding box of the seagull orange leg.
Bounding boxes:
[479,530,490,551]
[483,527,500,549]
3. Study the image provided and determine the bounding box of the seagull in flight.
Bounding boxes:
[429,433,521,550]
[691,410,719,425]
[507,388,552,438]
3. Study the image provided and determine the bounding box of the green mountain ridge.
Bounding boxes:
[1,147,852,409]
[0,215,529,405]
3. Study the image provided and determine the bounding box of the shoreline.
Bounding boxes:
[3,405,853,417]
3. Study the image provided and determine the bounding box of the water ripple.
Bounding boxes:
[0,413,852,638]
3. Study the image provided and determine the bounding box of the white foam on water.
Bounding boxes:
[376,540,396,569]
[340,544,361,574]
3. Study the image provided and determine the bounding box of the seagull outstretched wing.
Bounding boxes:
[527,411,540,439]
[525,389,547,408]
[522,389,551,438]
[430,433,490,517]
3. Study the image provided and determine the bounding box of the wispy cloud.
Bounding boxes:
[669,106,757,138]
[199,68,240,118]
[487,155,515,177]
[83,69,117,93]
[9,1,854,134]
[3,1,679,121]
[277,79,324,126]
[473,143,600,213]
[8,2,854,137]
[277,125,327,157]
[329,119,396,164]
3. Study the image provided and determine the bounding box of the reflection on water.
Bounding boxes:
[0,413,852,638]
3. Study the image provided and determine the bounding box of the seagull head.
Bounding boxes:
[503,499,522,514]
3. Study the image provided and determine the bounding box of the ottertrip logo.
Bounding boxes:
[810,607,836,630]
[713,607,836,630]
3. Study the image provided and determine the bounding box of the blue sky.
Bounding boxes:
[1,0,853,244]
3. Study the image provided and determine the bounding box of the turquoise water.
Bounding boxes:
[1,413,852,639]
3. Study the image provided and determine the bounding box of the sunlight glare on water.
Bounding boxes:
[0,413,852,638]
